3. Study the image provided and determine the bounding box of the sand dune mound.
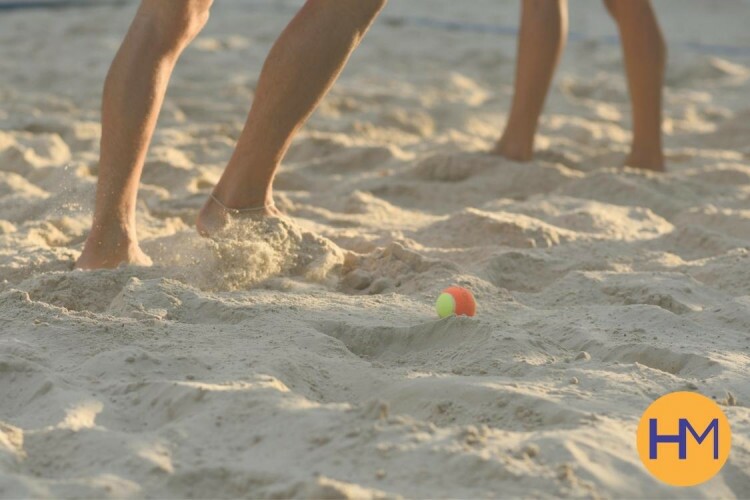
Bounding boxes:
[341,242,457,295]
[416,208,581,249]
[485,195,674,240]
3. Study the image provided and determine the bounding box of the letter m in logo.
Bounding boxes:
[650,418,720,460]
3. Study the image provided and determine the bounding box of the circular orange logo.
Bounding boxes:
[637,392,731,486]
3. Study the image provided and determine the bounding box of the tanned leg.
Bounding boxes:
[605,0,666,171]
[76,0,214,269]
[493,0,568,162]
[196,0,387,236]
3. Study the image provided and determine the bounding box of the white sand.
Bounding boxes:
[1,0,750,497]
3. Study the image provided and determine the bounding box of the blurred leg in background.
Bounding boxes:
[77,0,214,269]
[493,0,568,162]
[605,0,666,171]
[196,0,387,236]
[495,0,666,171]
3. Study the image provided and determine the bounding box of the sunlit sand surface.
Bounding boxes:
[1,0,749,497]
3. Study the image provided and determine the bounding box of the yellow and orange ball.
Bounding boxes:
[435,286,476,318]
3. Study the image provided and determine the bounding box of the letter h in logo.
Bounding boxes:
[649,418,720,460]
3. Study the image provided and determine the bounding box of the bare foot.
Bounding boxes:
[196,194,283,238]
[624,150,665,172]
[75,230,153,270]
[491,136,534,162]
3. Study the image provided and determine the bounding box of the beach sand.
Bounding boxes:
[1,0,749,497]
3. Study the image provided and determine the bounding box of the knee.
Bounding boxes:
[138,0,214,53]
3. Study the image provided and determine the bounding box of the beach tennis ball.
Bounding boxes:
[436,286,476,318]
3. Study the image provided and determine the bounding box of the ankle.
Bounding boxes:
[197,194,281,238]
[211,186,274,211]
[626,144,665,171]
[493,135,534,162]
[77,234,151,270]
[87,220,137,246]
